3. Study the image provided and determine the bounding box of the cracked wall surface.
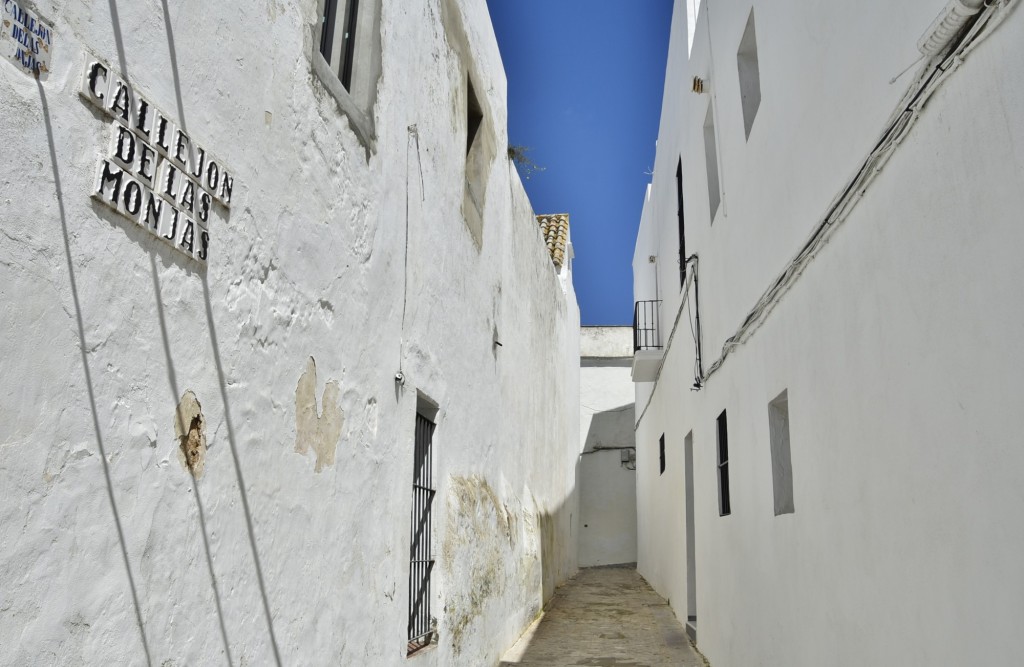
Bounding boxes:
[0,0,580,665]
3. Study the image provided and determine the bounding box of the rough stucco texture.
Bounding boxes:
[0,0,580,665]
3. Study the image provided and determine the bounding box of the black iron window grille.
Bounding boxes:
[408,412,436,654]
[633,300,663,352]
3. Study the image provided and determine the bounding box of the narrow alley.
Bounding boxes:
[501,567,707,667]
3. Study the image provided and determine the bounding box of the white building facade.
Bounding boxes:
[633,1,1024,666]
[578,326,637,568]
[0,1,580,665]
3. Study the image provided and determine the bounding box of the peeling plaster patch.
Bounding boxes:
[175,391,206,478]
[295,357,344,473]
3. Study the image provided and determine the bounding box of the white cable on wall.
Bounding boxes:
[634,0,1018,430]
[634,257,699,429]
[699,0,1018,383]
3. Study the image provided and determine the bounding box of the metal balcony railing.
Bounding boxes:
[633,300,663,352]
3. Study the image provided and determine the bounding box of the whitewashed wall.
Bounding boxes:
[0,1,580,665]
[578,327,636,568]
[635,1,1024,666]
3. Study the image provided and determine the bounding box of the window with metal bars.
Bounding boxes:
[320,0,360,90]
[408,412,436,654]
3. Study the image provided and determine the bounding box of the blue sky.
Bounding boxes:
[487,0,674,325]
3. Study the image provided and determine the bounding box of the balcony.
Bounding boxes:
[632,300,664,382]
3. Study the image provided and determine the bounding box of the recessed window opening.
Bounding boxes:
[768,390,795,515]
[467,77,483,156]
[659,433,666,475]
[703,106,721,221]
[408,410,436,655]
[716,409,731,516]
[312,0,381,148]
[320,0,360,90]
[676,159,686,287]
[684,432,697,629]
[736,9,761,140]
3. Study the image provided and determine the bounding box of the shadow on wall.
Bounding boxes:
[579,403,638,569]
[583,403,636,454]
[142,0,284,660]
[34,2,283,664]
[441,458,580,662]
[538,456,580,605]
[38,79,155,667]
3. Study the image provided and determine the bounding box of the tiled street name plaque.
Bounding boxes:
[1,1,53,78]
[80,57,235,265]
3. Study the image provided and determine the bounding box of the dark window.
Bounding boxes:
[659,433,666,475]
[320,0,360,90]
[676,159,686,287]
[467,76,483,155]
[717,410,731,516]
[408,412,436,654]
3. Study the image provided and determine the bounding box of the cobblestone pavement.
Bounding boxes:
[500,566,708,667]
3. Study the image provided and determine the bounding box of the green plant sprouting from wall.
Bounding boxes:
[508,144,545,180]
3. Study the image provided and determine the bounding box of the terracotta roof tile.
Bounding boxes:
[536,213,570,269]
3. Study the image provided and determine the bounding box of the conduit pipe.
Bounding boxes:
[634,0,1018,430]
[918,0,985,55]
[693,0,1018,387]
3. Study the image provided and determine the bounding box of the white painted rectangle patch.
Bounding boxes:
[1,1,53,79]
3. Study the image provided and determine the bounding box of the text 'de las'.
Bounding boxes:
[80,56,236,265]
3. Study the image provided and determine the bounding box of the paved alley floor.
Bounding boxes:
[500,566,708,667]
